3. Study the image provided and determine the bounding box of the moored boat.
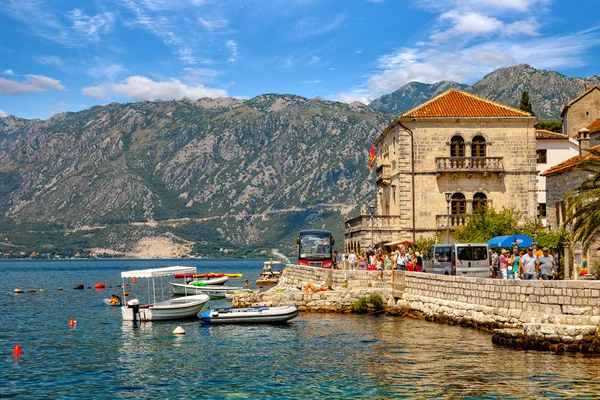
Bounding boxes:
[200,305,299,324]
[169,282,249,298]
[120,266,210,322]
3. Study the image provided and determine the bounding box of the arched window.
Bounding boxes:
[451,192,466,215]
[472,135,486,157]
[450,136,465,157]
[473,192,487,211]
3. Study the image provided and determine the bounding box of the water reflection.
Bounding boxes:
[3,260,600,398]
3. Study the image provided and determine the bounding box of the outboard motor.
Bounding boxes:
[127,299,140,322]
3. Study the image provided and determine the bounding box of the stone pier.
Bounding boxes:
[235,265,600,353]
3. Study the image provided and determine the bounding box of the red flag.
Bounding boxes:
[369,144,377,169]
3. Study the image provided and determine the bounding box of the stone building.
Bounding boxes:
[345,89,537,252]
[541,120,600,275]
[535,130,579,226]
[561,84,600,138]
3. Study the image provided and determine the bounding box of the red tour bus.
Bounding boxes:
[297,229,335,268]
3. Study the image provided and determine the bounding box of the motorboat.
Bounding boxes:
[169,282,248,298]
[188,276,229,285]
[120,266,210,322]
[255,251,290,287]
[200,305,299,324]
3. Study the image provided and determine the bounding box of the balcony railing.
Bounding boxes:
[345,215,403,234]
[376,164,391,185]
[435,157,504,176]
[436,214,469,229]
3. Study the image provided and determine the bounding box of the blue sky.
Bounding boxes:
[1,0,599,119]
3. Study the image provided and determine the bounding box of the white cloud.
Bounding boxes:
[33,56,64,68]
[82,75,228,101]
[303,80,322,84]
[2,70,14,75]
[199,18,229,31]
[68,9,115,42]
[293,12,346,39]
[226,40,238,62]
[0,109,7,118]
[306,55,320,66]
[354,49,363,54]
[332,0,598,104]
[87,64,128,79]
[431,11,539,42]
[120,0,198,64]
[416,0,548,14]
[82,86,109,100]
[0,74,66,94]
[182,67,219,84]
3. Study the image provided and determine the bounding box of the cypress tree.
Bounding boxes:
[519,91,534,115]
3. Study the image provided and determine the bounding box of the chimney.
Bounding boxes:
[578,127,590,157]
[585,82,591,92]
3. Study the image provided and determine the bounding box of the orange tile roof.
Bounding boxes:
[400,89,532,118]
[586,118,600,133]
[535,130,569,140]
[540,144,600,176]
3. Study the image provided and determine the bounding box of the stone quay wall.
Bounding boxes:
[235,265,600,352]
[393,272,600,352]
[233,265,394,312]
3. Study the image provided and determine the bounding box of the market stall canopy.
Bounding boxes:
[487,234,533,249]
[121,266,197,279]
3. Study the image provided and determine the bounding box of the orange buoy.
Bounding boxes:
[13,342,23,355]
[131,277,136,282]
[94,283,105,289]
[69,317,76,327]
[124,282,129,287]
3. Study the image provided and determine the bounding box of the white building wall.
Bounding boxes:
[536,138,579,225]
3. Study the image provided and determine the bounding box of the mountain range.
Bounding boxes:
[0,64,596,258]
[370,64,600,120]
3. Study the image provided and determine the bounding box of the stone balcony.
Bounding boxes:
[436,214,469,229]
[435,156,504,177]
[345,214,405,251]
[376,164,391,186]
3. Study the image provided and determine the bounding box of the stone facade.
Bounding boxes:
[345,90,537,251]
[562,85,600,138]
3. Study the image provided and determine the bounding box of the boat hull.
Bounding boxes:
[121,295,210,321]
[200,305,299,324]
[170,282,247,298]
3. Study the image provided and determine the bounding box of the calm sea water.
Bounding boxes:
[2,259,600,399]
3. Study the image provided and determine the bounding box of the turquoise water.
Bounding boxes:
[2,259,600,399]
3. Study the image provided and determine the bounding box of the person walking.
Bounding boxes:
[509,249,521,280]
[395,248,407,271]
[536,247,557,280]
[499,249,509,279]
[491,250,499,279]
[384,252,392,270]
[348,250,357,270]
[341,252,347,270]
[519,247,537,280]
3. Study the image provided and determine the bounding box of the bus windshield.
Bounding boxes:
[299,234,332,260]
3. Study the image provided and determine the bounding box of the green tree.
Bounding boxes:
[519,91,535,116]
[454,206,520,243]
[534,120,563,133]
[565,148,600,248]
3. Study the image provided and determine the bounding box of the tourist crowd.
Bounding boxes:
[335,247,424,272]
[491,244,558,280]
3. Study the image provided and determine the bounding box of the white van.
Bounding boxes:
[423,243,491,278]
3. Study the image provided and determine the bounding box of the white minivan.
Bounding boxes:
[423,243,491,278]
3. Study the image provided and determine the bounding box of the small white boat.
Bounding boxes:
[200,305,299,324]
[169,282,248,298]
[187,276,229,286]
[120,266,210,322]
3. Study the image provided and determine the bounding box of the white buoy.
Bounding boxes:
[173,326,186,335]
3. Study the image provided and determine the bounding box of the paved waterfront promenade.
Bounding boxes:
[234,265,600,352]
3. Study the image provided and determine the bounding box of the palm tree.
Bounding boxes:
[565,148,600,248]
